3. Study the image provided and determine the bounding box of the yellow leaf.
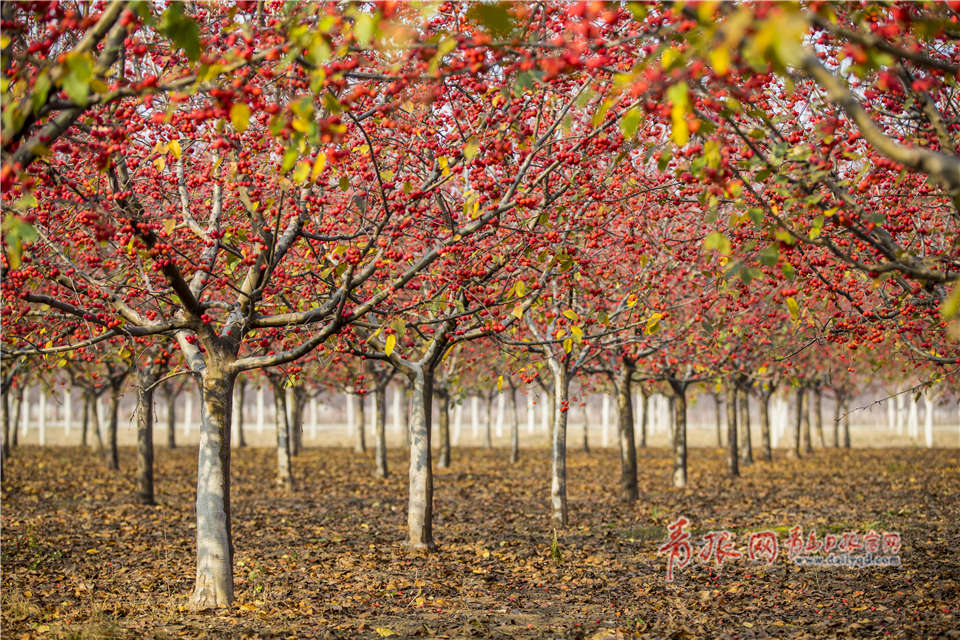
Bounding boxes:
[375,628,396,638]
[230,102,251,132]
[168,139,181,159]
[292,160,310,184]
[786,296,800,321]
[563,337,573,353]
[645,313,663,335]
[154,156,166,172]
[708,47,731,75]
[563,310,578,321]
[571,325,583,344]
[385,333,396,356]
[311,152,327,181]
[626,294,637,308]
[497,375,503,392]
[511,304,524,319]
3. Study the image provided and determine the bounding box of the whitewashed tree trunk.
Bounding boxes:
[908,394,919,439]
[634,392,642,440]
[527,392,535,434]
[346,391,355,437]
[231,384,241,444]
[96,396,105,445]
[20,386,30,438]
[471,395,479,439]
[309,396,318,439]
[453,402,462,445]
[887,397,896,432]
[392,386,401,433]
[184,391,193,436]
[256,386,265,433]
[406,368,434,550]
[896,393,906,435]
[923,389,937,448]
[64,389,72,436]
[601,393,610,448]
[495,392,505,438]
[38,390,46,446]
[540,392,549,433]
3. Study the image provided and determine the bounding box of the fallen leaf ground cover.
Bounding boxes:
[2,445,958,639]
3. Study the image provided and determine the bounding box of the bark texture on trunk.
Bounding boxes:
[726,385,739,477]
[436,388,450,469]
[638,387,647,448]
[106,385,121,470]
[713,392,723,447]
[802,387,814,454]
[135,371,157,505]
[354,392,367,453]
[509,384,520,464]
[375,384,389,477]
[189,366,235,610]
[1,389,9,463]
[11,387,22,449]
[759,389,773,462]
[842,398,851,448]
[546,360,569,526]
[407,369,435,550]
[235,379,247,448]
[272,381,294,490]
[669,382,687,489]
[739,384,753,466]
[789,386,803,459]
[165,390,177,449]
[614,363,637,501]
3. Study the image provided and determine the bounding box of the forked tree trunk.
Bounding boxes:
[106,385,121,470]
[802,387,814,454]
[136,372,156,505]
[614,363,638,501]
[759,389,773,462]
[546,359,569,526]
[789,387,803,459]
[726,385,739,477]
[354,392,366,453]
[436,389,450,469]
[509,384,520,463]
[739,385,753,466]
[165,390,177,449]
[375,384,388,477]
[668,380,687,489]
[272,381,294,490]
[407,368,435,550]
[189,366,236,610]
[813,387,825,448]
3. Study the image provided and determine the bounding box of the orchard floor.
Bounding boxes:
[2,445,958,639]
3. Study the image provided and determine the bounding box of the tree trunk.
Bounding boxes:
[106,385,121,470]
[802,387,814,454]
[375,384,389,477]
[11,386,23,449]
[1,388,9,462]
[436,389,450,469]
[354,392,366,453]
[713,392,723,447]
[546,359,569,526]
[759,390,773,462]
[615,363,638,501]
[833,392,841,448]
[289,386,304,456]
[789,387,803,459]
[407,368,435,550]
[638,387,647,448]
[402,387,410,449]
[135,374,156,505]
[509,384,520,464]
[668,381,687,489]
[166,390,177,449]
[484,393,493,448]
[80,391,90,448]
[235,378,247,448]
[842,398,851,448]
[726,385,739,477]
[92,394,105,452]
[189,366,235,610]
[739,385,753,466]
[813,387,825,448]
[272,381,294,490]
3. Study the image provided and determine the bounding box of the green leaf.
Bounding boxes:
[429,37,457,75]
[230,102,251,132]
[159,3,201,61]
[759,244,779,266]
[466,3,513,38]
[781,263,796,281]
[704,231,731,255]
[2,214,38,270]
[619,107,643,138]
[62,53,93,106]
[32,73,52,113]
[941,282,960,321]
